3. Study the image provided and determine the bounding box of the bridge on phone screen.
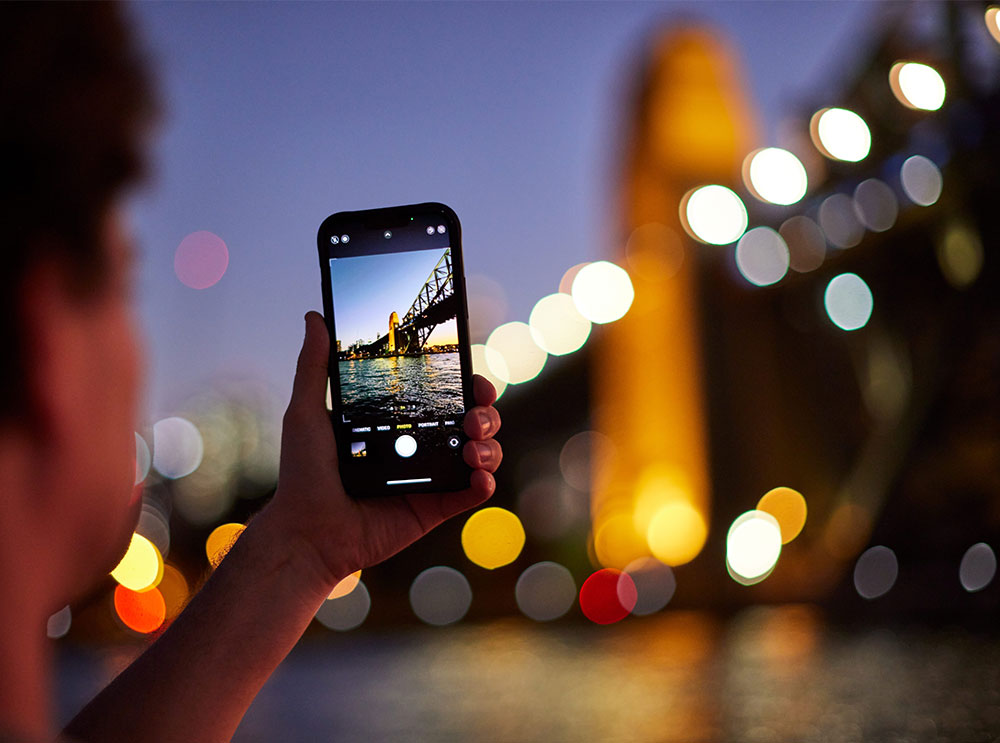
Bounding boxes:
[358,248,456,356]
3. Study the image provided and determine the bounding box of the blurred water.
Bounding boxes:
[57,608,1000,742]
[340,353,463,421]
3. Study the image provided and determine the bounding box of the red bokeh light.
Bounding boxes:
[114,584,166,634]
[174,230,229,290]
[579,568,637,624]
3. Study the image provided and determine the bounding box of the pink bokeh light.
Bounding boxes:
[174,231,229,290]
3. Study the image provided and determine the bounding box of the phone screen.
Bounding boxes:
[318,203,473,496]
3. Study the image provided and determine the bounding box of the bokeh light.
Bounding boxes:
[853,178,898,232]
[206,522,246,568]
[136,501,171,558]
[114,585,166,634]
[780,215,826,273]
[818,193,865,248]
[559,430,616,492]
[756,487,807,544]
[461,507,526,570]
[158,564,190,621]
[152,416,204,479]
[594,512,647,569]
[134,432,151,486]
[485,322,547,385]
[515,562,577,621]
[824,273,874,331]
[936,221,984,289]
[579,569,636,625]
[743,147,808,205]
[174,230,229,289]
[646,501,708,567]
[810,107,871,162]
[570,261,635,324]
[889,62,946,111]
[47,606,72,640]
[470,343,508,401]
[110,533,163,592]
[623,557,676,616]
[959,543,996,593]
[316,580,371,631]
[528,293,591,355]
[625,223,684,282]
[735,227,789,287]
[409,566,472,626]
[330,570,362,599]
[558,262,590,294]
[516,477,586,541]
[726,511,782,585]
[680,185,748,245]
[853,545,898,599]
[988,7,1000,45]
[900,155,943,206]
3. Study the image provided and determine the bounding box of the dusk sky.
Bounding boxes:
[126,1,877,419]
[330,247,456,346]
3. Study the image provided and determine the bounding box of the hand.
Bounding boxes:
[266,311,502,592]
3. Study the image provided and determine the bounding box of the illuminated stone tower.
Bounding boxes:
[388,311,400,353]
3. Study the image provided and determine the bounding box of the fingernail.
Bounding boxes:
[475,442,492,462]
[477,410,491,432]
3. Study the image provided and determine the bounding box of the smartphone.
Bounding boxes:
[317,202,474,497]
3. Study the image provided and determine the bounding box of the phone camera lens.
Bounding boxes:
[426,226,435,235]
[384,230,392,239]
[341,234,350,243]
[437,225,446,234]
[330,235,340,244]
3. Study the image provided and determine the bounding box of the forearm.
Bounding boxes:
[65,501,334,743]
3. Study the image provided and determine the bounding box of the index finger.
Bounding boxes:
[472,374,497,407]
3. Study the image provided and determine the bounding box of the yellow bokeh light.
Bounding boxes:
[471,343,508,400]
[646,501,708,567]
[594,512,648,570]
[110,533,163,592]
[726,510,782,584]
[625,223,684,282]
[529,292,591,355]
[679,185,748,245]
[743,147,808,206]
[485,322,547,385]
[889,62,946,111]
[810,107,871,162]
[988,7,1000,44]
[158,563,190,621]
[461,507,526,570]
[937,221,984,289]
[570,261,635,324]
[206,522,246,568]
[329,570,362,599]
[632,464,692,536]
[756,487,807,544]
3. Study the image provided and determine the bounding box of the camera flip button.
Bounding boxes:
[395,434,417,458]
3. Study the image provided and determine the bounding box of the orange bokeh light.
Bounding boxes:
[114,584,166,634]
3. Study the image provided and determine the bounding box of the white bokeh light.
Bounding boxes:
[900,156,943,207]
[152,417,204,479]
[959,543,996,593]
[571,261,634,324]
[515,562,577,621]
[853,179,898,233]
[744,147,808,205]
[811,108,871,162]
[726,510,783,584]
[485,322,547,385]
[681,185,748,245]
[824,273,874,331]
[315,580,371,631]
[134,432,151,486]
[735,227,790,287]
[529,293,591,355]
[890,62,946,111]
[409,566,472,626]
[471,343,508,400]
[854,545,898,599]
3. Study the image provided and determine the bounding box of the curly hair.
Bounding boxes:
[0,2,156,417]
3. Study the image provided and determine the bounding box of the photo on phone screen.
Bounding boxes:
[318,203,473,497]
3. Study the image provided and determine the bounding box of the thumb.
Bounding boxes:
[289,311,330,414]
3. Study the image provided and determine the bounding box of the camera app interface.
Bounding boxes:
[328,222,466,488]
